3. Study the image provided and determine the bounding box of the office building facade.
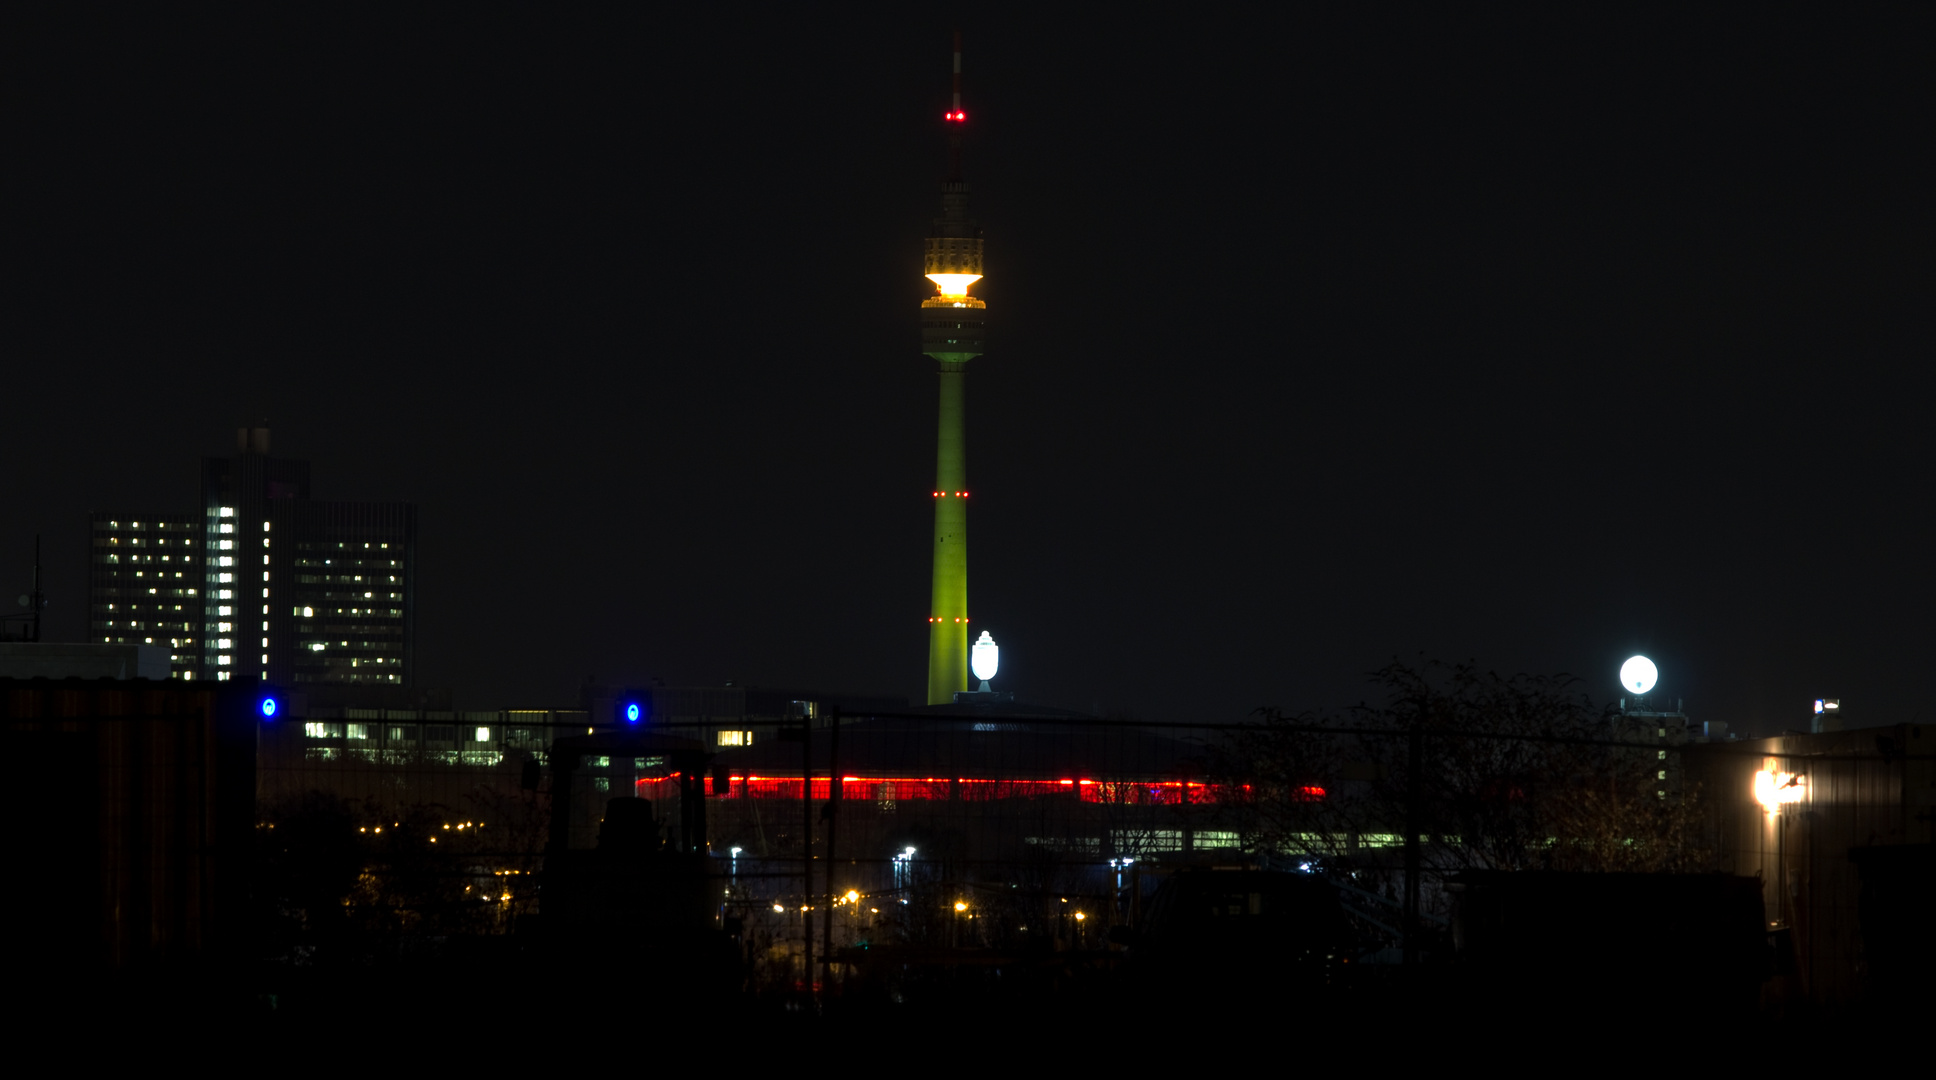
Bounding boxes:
[89,427,417,685]
[87,511,205,677]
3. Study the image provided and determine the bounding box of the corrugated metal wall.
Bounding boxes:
[1,681,254,971]
[1688,725,1935,1007]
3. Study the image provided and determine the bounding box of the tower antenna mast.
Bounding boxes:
[948,30,964,179]
[919,31,988,704]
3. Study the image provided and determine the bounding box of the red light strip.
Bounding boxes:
[647,775,1282,804]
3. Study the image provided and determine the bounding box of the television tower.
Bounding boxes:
[921,31,988,704]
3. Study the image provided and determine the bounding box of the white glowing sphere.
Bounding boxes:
[1620,655,1658,695]
[970,630,1000,682]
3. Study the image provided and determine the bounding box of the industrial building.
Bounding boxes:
[1685,721,1936,1010]
[2,678,258,975]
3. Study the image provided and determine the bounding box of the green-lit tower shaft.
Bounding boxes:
[922,35,987,705]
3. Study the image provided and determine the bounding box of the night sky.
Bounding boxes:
[10,7,1930,733]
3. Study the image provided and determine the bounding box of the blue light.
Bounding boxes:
[625,702,641,723]
[260,697,278,719]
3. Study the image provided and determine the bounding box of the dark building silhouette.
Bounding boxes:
[2,679,257,975]
[89,427,417,686]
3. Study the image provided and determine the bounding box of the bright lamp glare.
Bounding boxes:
[1754,769,1806,809]
[1619,655,1658,695]
[971,631,1000,682]
[926,273,982,297]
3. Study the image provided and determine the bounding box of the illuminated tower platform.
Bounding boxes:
[922,34,988,705]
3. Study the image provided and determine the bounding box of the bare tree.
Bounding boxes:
[1217,659,1713,883]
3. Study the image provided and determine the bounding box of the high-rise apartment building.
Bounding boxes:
[89,427,417,685]
[84,512,202,674]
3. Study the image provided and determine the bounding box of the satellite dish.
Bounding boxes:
[1620,655,1659,695]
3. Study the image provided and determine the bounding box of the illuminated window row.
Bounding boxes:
[96,521,195,531]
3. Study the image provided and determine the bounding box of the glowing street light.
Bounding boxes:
[1754,769,1806,810]
[1620,655,1658,695]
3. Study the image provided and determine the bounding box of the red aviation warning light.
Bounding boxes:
[945,110,967,122]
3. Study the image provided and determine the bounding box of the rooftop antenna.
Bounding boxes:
[11,535,44,643]
[946,28,965,180]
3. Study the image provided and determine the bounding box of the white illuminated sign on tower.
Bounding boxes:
[971,631,999,690]
[1620,655,1658,696]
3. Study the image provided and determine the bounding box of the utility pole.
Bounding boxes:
[30,535,43,642]
[799,704,813,997]
[10,536,46,643]
[1402,723,1423,971]
[820,706,842,986]
[27,538,44,646]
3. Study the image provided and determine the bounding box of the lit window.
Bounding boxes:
[717,731,753,746]
[474,727,492,742]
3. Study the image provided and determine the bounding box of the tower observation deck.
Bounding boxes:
[921,33,987,705]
